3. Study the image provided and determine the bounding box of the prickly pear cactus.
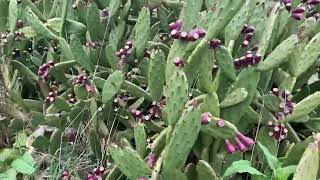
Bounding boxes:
[0,0,320,179]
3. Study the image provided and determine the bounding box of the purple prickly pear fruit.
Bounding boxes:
[148,104,162,119]
[241,56,250,67]
[235,137,247,152]
[102,8,108,17]
[62,170,71,180]
[242,40,250,47]
[272,87,280,96]
[87,173,95,180]
[210,39,221,49]
[201,112,212,125]
[253,53,262,64]
[269,123,288,140]
[144,48,151,58]
[45,91,57,102]
[126,41,133,49]
[68,94,77,104]
[147,154,157,168]
[187,31,200,41]
[216,119,225,127]
[116,41,133,59]
[193,28,206,38]
[234,59,241,70]
[212,64,219,73]
[38,62,54,80]
[137,178,149,180]
[173,57,185,67]
[283,0,292,11]
[244,25,255,34]
[131,109,143,118]
[245,33,253,42]
[245,53,254,65]
[169,19,182,31]
[85,83,95,93]
[225,139,236,154]
[237,133,255,147]
[275,112,285,120]
[170,29,181,39]
[292,7,305,16]
[17,20,24,29]
[307,0,320,5]
[179,31,188,40]
[291,13,304,20]
[241,24,248,34]
[93,166,105,176]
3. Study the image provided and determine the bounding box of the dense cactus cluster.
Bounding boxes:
[1,0,320,180]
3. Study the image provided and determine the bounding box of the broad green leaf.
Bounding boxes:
[12,60,39,82]
[53,96,71,112]
[286,91,320,122]
[25,7,58,40]
[70,35,93,72]
[47,18,87,34]
[86,2,104,41]
[102,71,124,103]
[148,49,166,100]
[294,32,320,77]
[164,0,203,82]
[0,168,17,180]
[49,129,62,156]
[180,0,203,32]
[105,45,118,70]
[220,88,248,108]
[257,2,280,57]
[58,38,74,61]
[89,130,102,160]
[221,68,260,124]
[59,0,69,36]
[162,168,188,180]
[109,0,121,19]
[122,80,153,101]
[223,160,265,178]
[8,0,18,32]
[11,152,36,175]
[0,149,20,162]
[292,143,319,180]
[14,132,28,148]
[224,0,256,42]
[134,123,147,157]
[215,46,236,81]
[135,7,151,59]
[257,141,281,171]
[109,144,151,180]
[257,34,298,71]
[257,127,277,156]
[163,108,202,169]
[0,0,8,32]
[196,160,219,180]
[31,136,50,151]
[275,165,297,180]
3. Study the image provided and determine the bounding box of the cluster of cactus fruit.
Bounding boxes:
[1,0,320,179]
[169,20,207,42]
